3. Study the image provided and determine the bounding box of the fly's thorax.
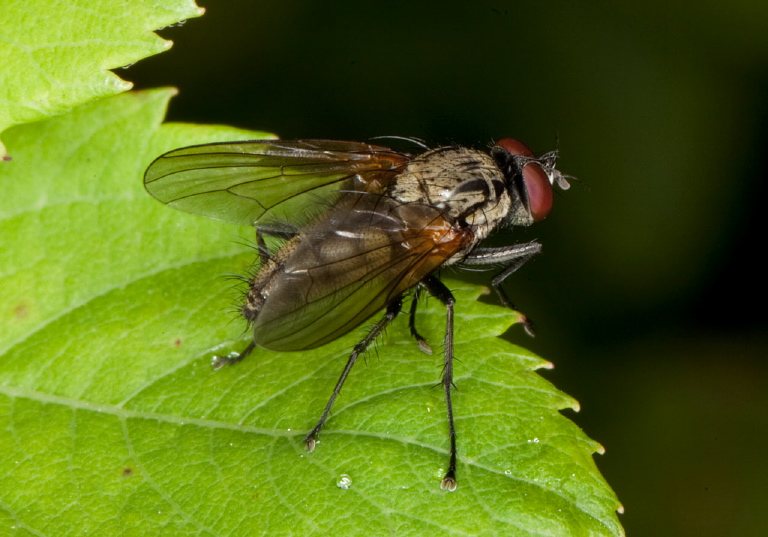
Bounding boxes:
[388,146,512,243]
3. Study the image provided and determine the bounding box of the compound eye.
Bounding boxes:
[495,138,553,222]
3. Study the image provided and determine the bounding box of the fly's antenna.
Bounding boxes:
[536,150,573,191]
[545,133,573,190]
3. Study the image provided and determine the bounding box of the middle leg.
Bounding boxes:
[304,295,404,451]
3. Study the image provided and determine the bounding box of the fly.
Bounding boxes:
[144,137,570,490]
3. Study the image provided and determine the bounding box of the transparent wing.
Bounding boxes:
[144,139,411,227]
[252,193,474,351]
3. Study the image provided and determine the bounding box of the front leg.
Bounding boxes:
[461,241,541,336]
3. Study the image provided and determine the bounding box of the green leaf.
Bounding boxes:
[0,0,204,158]
[0,90,623,535]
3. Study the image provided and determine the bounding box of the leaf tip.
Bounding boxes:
[106,75,134,93]
[536,360,555,370]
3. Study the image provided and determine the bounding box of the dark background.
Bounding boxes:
[130,1,768,535]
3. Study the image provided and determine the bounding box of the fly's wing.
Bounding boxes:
[144,140,410,227]
[252,193,474,351]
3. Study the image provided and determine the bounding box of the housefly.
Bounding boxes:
[144,137,570,490]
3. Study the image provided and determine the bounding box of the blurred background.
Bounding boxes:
[129,1,768,534]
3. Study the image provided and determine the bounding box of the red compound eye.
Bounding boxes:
[495,138,553,222]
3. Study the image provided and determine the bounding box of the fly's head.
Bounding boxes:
[491,138,571,228]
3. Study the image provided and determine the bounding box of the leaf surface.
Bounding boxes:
[0,0,204,157]
[0,90,623,536]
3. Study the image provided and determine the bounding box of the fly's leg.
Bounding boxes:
[211,341,256,370]
[304,296,404,451]
[489,250,540,337]
[256,225,298,266]
[421,275,459,491]
[408,286,433,355]
[461,242,542,336]
[256,230,270,267]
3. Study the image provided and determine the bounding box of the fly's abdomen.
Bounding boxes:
[249,192,471,351]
